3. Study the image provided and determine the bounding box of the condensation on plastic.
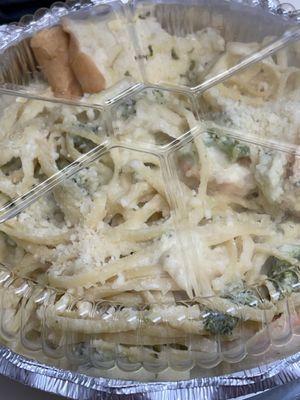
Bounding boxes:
[0,0,299,388]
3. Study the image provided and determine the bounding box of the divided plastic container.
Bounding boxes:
[0,0,299,384]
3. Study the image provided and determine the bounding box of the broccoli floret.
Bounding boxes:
[205,130,250,162]
[266,256,300,296]
[223,282,259,307]
[232,143,250,161]
[225,288,259,307]
[203,310,238,336]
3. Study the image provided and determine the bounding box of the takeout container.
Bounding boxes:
[0,0,299,389]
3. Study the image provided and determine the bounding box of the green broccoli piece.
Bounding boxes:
[223,283,258,307]
[118,99,137,120]
[232,143,251,161]
[222,282,260,307]
[267,256,300,296]
[205,130,250,162]
[225,288,259,307]
[203,310,238,336]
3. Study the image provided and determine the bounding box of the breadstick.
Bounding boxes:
[62,19,106,93]
[30,26,82,98]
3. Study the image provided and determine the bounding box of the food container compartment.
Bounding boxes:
[130,0,299,89]
[197,37,300,147]
[0,93,108,222]
[0,0,300,386]
[0,0,142,100]
[0,0,298,99]
[196,34,300,217]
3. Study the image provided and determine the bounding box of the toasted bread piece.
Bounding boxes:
[62,19,106,94]
[30,26,82,98]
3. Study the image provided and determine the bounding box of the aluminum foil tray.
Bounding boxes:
[1,345,300,399]
[0,0,299,398]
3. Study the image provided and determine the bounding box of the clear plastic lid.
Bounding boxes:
[0,0,300,384]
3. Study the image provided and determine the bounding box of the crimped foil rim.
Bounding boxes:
[1,346,300,399]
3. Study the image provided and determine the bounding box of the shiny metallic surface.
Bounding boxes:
[1,346,300,399]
